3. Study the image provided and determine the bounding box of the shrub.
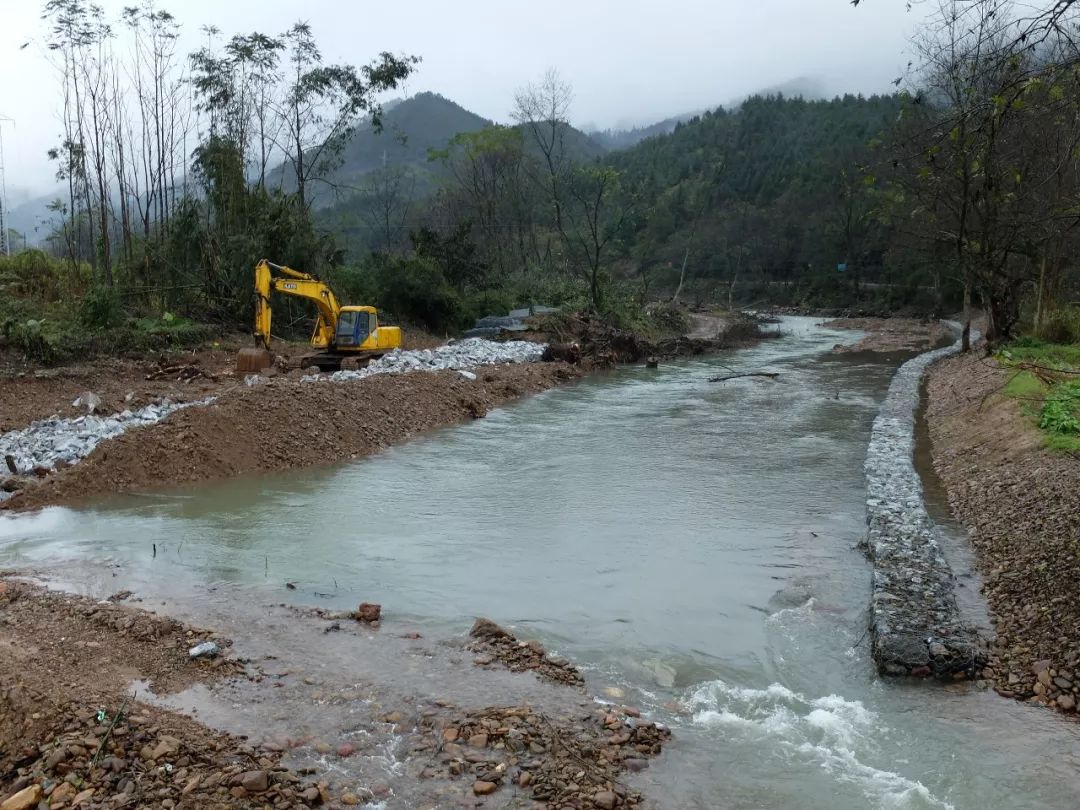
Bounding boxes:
[1040,380,1080,435]
[79,285,126,330]
[1039,306,1080,345]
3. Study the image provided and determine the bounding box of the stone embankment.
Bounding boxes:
[864,332,987,678]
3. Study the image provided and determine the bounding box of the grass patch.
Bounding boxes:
[998,339,1080,453]
[999,338,1080,369]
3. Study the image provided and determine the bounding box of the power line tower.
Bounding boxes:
[0,115,12,256]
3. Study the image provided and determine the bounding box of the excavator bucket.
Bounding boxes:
[236,347,274,374]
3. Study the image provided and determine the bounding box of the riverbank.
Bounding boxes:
[0,576,320,809]
[4,361,580,511]
[0,576,671,809]
[825,317,951,353]
[926,350,1080,711]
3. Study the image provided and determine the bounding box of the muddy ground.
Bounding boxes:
[0,331,445,435]
[926,350,1080,713]
[0,576,672,809]
[0,576,324,809]
[825,317,951,353]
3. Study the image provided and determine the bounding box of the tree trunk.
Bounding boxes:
[1034,255,1047,338]
[672,247,689,305]
[961,281,971,353]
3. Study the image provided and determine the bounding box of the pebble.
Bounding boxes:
[472,780,498,796]
[2,786,41,810]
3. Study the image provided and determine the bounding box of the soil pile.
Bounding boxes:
[0,578,324,809]
[533,311,774,366]
[0,353,237,434]
[926,351,1080,711]
[8,362,579,510]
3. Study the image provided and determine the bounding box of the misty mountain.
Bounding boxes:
[587,76,830,151]
[290,91,608,208]
[5,190,61,246]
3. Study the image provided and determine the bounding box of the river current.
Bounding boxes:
[3,317,1079,808]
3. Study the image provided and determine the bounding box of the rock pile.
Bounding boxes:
[468,618,585,688]
[0,399,210,482]
[0,693,321,810]
[311,338,547,383]
[864,331,987,678]
[414,703,670,807]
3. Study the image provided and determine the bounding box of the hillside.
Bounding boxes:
[586,76,830,151]
[607,92,913,305]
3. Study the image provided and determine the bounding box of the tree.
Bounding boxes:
[561,166,630,310]
[276,22,418,208]
[513,69,573,243]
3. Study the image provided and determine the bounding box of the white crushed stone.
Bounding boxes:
[0,398,213,478]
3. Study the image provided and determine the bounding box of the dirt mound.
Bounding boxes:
[827,317,951,353]
[927,351,1080,712]
[8,362,579,510]
[531,311,773,367]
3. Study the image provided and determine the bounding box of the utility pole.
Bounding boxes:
[0,115,12,256]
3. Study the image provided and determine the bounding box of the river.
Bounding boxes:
[3,316,1079,808]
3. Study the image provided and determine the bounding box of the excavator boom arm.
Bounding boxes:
[253,259,342,350]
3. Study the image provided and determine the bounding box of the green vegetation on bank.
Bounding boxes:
[999,327,1080,454]
[1,251,214,364]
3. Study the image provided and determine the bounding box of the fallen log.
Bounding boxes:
[709,372,780,382]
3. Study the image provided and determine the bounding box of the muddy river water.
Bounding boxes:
[4,317,1080,808]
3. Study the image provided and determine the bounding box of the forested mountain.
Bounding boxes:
[610,94,907,300]
[587,76,829,151]
[273,92,494,205]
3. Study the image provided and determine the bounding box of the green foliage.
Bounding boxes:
[999,339,1080,453]
[603,93,938,309]
[0,316,86,365]
[1038,306,1080,345]
[361,255,463,332]
[79,286,125,329]
[999,340,1080,370]
[0,249,91,302]
[1039,381,1080,435]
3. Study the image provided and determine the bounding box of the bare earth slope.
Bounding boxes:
[926,351,1080,711]
[9,362,579,510]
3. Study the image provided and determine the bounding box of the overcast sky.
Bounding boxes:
[0,0,928,198]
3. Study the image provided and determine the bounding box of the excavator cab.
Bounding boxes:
[334,307,376,347]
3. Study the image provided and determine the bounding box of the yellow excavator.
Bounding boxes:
[236,259,402,373]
